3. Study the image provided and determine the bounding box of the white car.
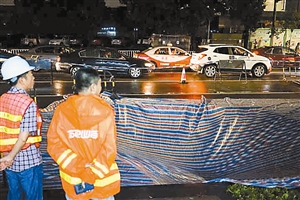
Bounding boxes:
[134,46,191,68]
[49,35,70,46]
[189,44,272,78]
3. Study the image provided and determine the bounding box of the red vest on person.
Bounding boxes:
[0,93,42,152]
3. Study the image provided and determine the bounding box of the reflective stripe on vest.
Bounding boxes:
[57,149,114,178]
[0,126,20,134]
[60,163,120,186]
[57,149,78,169]
[0,136,42,146]
[90,158,110,178]
[0,112,22,122]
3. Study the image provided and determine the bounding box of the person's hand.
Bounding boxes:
[0,160,13,171]
[0,156,14,171]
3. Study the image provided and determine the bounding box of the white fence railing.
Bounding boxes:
[1,48,29,54]
[1,48,142,57]
[1,48,195,58]
[118,50,141,57]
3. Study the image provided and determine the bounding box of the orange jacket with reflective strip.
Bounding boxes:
[47,94,120,199]
[0,93,42,152]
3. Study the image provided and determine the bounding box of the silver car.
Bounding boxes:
[49,35,70,46]
[18,45,75,70]
[20,34,51,47]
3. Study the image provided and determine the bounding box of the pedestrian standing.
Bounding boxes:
[253,39,258,49]
[0,56,43,200]
[295,42,300,54]
[47,68,120,200]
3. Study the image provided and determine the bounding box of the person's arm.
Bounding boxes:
[81,111,117,178]
[0,101,36,170]
[80,112,118,183]
[0,131,29,163]
[0,131,27,170]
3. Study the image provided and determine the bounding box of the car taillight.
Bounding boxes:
[198,54,206,60]
[283,57,295,62]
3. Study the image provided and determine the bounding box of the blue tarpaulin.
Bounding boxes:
[1,95,299,189]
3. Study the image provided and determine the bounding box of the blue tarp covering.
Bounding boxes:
[1,95,299,189]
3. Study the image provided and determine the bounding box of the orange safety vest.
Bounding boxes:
[47,94,120,199]
[0,93,42,152]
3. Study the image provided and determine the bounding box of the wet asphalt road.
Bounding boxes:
[0,68,300,199]
[1,68,300,108]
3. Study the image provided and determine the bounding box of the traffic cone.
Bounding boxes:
[180,67,187,84]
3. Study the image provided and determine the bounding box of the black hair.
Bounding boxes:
[73,68,100,94]
[8,71,28,86]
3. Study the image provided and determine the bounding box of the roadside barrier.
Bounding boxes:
[0,48,29,54]
[4,95,298,189]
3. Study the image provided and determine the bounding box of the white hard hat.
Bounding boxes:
[1,56,35,80]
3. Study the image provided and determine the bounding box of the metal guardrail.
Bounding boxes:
[1,48,29,54]
[118,50,140,57]
[1,48,142,57]
[1,48,195,58]
[1,48,300,72]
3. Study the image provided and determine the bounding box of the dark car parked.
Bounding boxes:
[55,47,155,78]
[252,46,300,68]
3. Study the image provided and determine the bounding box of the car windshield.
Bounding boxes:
[78,48,127,59]
[283,47,297,55]
[142,47,154,53]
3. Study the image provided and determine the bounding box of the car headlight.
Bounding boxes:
[144,62,154,67]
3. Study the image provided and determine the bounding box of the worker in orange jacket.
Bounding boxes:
[47,68,120,200]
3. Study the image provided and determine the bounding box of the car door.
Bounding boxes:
[83,48,130,74]
[33,46,57,60]
[150,47,171,67]
[214,47,248,71]
[168,47,191,67]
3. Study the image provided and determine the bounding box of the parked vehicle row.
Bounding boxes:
[2,44,282,79]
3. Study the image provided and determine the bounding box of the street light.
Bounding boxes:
[271,0,282,45]
[134,28,138,43]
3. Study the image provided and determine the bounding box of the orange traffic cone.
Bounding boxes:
[180,67,187,84]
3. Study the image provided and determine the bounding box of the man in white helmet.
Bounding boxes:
[0,56,43,200]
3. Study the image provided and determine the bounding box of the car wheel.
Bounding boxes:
[204,64,217,78]
[70,66,81,77]
[251,64,266,78]
[129,67,142,78]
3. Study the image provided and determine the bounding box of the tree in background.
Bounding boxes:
[226,0,266,47]
[9,0,107,36]
[119,0,244,41]
[280,11,300,30]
